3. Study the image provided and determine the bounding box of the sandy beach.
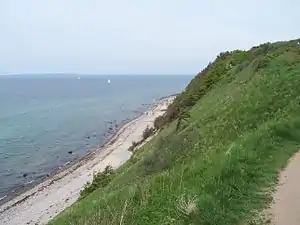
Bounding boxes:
[0,96,175,225]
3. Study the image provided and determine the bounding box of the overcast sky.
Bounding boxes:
[0,0,299,75]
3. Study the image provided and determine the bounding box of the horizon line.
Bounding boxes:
[0,73,193,76]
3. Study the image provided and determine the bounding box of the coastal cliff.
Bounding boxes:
[49,38,300,225]
[3,38,300,225]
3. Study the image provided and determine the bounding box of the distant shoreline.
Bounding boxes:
[0,111,138,206]
[0,95,170,206]
[156,92,180,100]
[0,95,175,225]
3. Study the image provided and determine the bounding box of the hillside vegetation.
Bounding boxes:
[49,38,300,225]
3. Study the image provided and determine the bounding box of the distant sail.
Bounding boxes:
[77,77,81,80]
[107,79,111,84]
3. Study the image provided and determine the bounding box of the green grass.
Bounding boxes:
[49,38,300,225]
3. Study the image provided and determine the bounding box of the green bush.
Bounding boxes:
[80,165,115,199]
[128,141,140,152]
[154,115,165,130]
[128,126,156,152]
[142,126,155,140]
[141,146,172,176]
[176,109,191,131]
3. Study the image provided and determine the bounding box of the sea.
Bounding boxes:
[0,74,192,204]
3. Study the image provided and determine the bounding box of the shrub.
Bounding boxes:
[176,110,191,131]
[79,165,115,199]
[127,126,156,152]
[128,141,140,152]
[154,115,165,130]
[141,147,172,176]
[142,126,155,140]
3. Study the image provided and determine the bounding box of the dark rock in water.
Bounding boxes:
[86,136,91,139]
[23,173,28,178]
[68,151,73,154]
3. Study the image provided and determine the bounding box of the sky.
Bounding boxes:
[0,0,299,75]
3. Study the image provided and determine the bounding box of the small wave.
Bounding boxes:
[64,161,70,166]
[0,195,7,201]
[24,180,35,185]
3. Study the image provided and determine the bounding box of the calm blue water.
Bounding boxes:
[0,74,191,203]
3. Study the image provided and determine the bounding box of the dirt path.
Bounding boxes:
[269,151,300,225]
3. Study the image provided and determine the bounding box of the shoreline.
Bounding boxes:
[0,107,145,206]
[0,95,164,205]
[0,96,175,225]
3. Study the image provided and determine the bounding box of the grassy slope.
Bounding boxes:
[49,39,300,225]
